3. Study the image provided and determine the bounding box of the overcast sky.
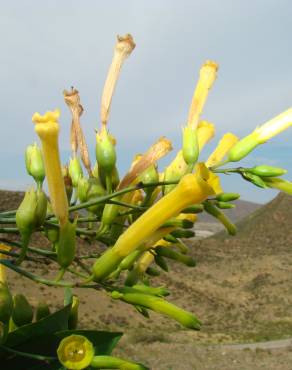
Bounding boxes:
[1,0,292,203]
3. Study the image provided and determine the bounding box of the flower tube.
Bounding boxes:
[228,108,292,162]
[206,133,239,168]
[92,166,215,281]
[32,110,68,226]
[187,61,218,129]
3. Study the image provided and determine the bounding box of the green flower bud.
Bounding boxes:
[163,234,179,243]
[0,282,13,324]
[248,165,287,177]
[69,157,83,187]
[154,254,169,271]
[182,126,199,166]
[241,172,267,188]
[170,229,195,238]
[138,164,159,195]
[145,266,160,276]
[34,189,48,228]
[181,204,204,214]
[36,301,51,321]
[227,134,259,162]
[57,219,77,269]
[96,129,116,174]
[12,294,33,326]
[216,193,240,202]
[215,201,235,209]
[68,295,79,330]
[91,355,149,370]
[155,246,196,267]
[131,284,170,297]
[16,188,37,236]
[203,201,237,235]
[111,290,200,330]
[78,177,105,215]
[25,143,45,185]
[162,218,194,229]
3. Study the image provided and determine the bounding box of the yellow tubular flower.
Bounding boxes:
[228,108,292,162]
[187,61,219,129]
[32,110,68,226]
[197,121,215,151]
[254,108,292,143]
[92,166,215,281]
[206,133,239,168]
[0,244,11,283]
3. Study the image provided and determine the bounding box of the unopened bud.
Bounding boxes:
[248,165,287,177]
[16,188,37,236]
[12,294,33,326]
[0,282,13,323]
[69,157,83,187]
[241,172,267,188]
[68,295,79,329]
[181,204,204,214]
[216,193,240,202]
[154,254,169,271]
[215,201,235,209]
[156,246,196,267]
[25,143,45,186]
[36,301,51,321]
[171,229,195,239]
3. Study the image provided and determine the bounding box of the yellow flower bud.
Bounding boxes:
[206,133,239,168]
[32,110,68,226]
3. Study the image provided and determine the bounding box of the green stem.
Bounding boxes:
[0,227,19,234]
[107,199,146,210]
[0,218,16,224]
[0,344,57,361]
[15,232,31,265]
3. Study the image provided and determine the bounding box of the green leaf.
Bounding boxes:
[4,303,72,349]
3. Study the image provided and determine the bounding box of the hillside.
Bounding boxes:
[2,190,292,369]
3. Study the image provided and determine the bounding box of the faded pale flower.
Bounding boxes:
[119,137,172,189]
[101,34,136,127]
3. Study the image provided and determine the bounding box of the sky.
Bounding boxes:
[1,0,292,203]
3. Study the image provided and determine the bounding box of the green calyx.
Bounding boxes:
[57,219,77,269]
[25,143,45,186]
[69,157,83,187]
[0,282,13,324]
[96,129,117,174]
[227,133,259,162]
[12,294,33,327]
[182,126,199,166]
